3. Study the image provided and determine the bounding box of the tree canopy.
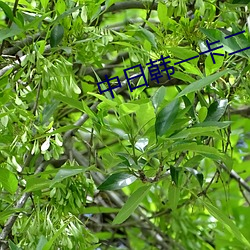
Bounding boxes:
[0,0,250,249]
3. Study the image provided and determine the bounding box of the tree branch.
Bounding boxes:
[219,163,250,193]
[2,32,46,56]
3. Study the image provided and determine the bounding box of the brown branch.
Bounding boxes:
[2,32,46,56]
[230,106,250,118]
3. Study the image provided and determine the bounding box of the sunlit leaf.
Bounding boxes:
[98,172,137,191]
[205,99,228,122]
[0,1,14,21]
[151,86,166,111]
[0,168,18,194]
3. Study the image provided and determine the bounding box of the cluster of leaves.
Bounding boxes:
[0,0,250,249]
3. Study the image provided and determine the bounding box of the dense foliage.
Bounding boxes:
[0,0,250,249]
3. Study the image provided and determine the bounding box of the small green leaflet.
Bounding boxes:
[50,24,64,47]
[112,185,151,224]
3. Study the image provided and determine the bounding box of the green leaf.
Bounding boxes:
[205,99,228,122]
[155,99,179,137]
[50,24,64,47]
[183,155,203,168]
[24,177,51,192]
[151,86,166,111]
[137,27,157,48]
[176,70,230,98]
[157,2,168,24]
[34,125,79,140]
[205,48,224,75]
[112,185,151,224]
[185,167,204,187]
[54,5,83,23]
[0,25,23,41]
[0,168,18,194]
[40,0,49,9]
[203,201,250,248]
[36,236,48,250]
[193,121,231,129]
[53,92,84,112]
[170,166,180,186]
[119,103,140,115]
[42,223,69,250]
[174,71,196,83]
[170,126,220,139]
[51,166,86,186]
[0,209,23,223]
[9,241,21,250]
[41,101,60,125]
[170,143,229,165]
[0,2,14,21]
[168,182,180,210]
[88,92,117,107]
[168,47,199,64]
[98,172,137,191]
[200,28,250,58]
[198,106,208,122]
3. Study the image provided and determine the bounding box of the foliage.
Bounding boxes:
[0,0,250,249]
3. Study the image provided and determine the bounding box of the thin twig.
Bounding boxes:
[32,80,42,115]
[141,0,156,28]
